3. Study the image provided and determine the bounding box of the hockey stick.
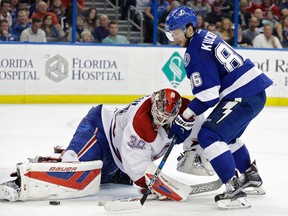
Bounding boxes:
[189,178,222,195]
[102,178,223,212]
[103,136,178,212]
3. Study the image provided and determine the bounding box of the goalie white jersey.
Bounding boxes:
[101,94,203,183]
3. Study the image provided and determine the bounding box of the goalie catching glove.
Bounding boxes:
[139,163,191,201]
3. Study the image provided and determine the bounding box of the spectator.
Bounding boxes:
[245,0,259,14]
[227,25,253,47]
[242,17,260,41]
[137,0,150,13]
[207,23,222,36]
[186,0,211,18]
[121,0,136,20]
[258,0,281,19]
[11,10,31,40]
[102,20,129,44]
[92,14,109,43]
[10,0,20,27]
[252,23,282,48]
[261,10,282,41]
[49,0,65,24]
[281,8,288,18]
[280,15,288,47]
[67,14,87,42]
[0,19,17,41]
[218,17,233,41]
[62,2,72,31]
[135,0,150,26]
[83,7,98,32]
[144,0,170,43]
[20,17,47,42]
[41,13,63,41]
[31,1,59,25]
[218,0,234,15]
[80,30,93,43]
[205,1,231,27]
[231,0,251,29]
[61,0,85,13]
[196,14,206,29]
[0,0,12,28]
[19,1,34,18]
[278,0,288,11]
[253,8,264,33]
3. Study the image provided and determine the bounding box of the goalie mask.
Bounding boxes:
[151,88,182,128]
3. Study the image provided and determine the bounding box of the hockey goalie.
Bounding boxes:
[0,88,215,203]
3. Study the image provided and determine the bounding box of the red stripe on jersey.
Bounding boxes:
[24,169,101,190]
[133,99,157,142]
[78,128,98,159]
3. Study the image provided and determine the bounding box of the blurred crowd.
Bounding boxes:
[0,0,287,48]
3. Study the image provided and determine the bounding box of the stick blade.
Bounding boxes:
[189,179,223,195]
[104,197,143,212]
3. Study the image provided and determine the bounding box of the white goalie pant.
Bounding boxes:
[17,160,102,201]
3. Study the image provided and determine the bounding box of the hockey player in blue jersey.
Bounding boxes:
[165,6,273,209]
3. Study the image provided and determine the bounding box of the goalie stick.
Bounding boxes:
[104,136,178,212]
[103,178,223,212]
[189,178,222,195]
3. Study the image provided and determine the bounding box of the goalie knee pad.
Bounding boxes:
[16,160,102,201]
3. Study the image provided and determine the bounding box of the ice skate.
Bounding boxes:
[239,160,266,195]
[215,176,251,209]
[0,180,20,202]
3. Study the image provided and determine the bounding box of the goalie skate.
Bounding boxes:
[215,176,251,209]
[0,180,20,202]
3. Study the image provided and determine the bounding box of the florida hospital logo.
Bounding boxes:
[45,54,68,82]
[162,52,186,88]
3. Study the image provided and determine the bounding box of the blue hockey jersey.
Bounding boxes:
[184,29,273,115]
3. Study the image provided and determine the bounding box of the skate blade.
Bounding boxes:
[216,197,251,209]
[245,186,266,195]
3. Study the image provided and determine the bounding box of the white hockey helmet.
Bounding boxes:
[151,88,182,128]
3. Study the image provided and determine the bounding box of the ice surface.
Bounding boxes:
[0,105,287,216]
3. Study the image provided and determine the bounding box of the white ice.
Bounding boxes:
[0,104,287,216]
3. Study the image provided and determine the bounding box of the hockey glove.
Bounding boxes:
[168,114,194,144]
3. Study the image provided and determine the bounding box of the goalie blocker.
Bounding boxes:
[144,163,191,201]
[14,161,102,201]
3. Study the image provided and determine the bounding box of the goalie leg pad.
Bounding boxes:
[17,160,103,201]
[177,150,215,176]
[145,163,191,201]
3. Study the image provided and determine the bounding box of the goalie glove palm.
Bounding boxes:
[168,114,194,144]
